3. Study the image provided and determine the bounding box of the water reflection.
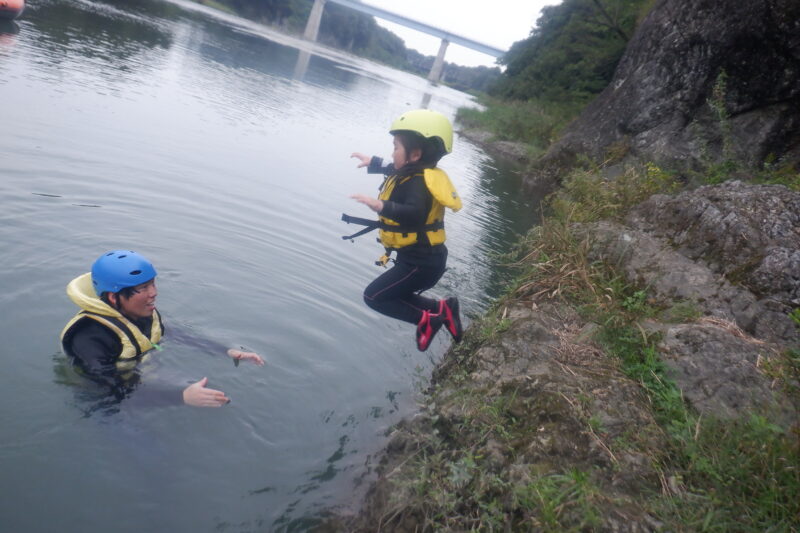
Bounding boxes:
[293,48,311,80]
[23,0,173,59]
[420,91,432,109]
[198,23,303,80]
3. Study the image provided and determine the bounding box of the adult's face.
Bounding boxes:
[118,279,157,320]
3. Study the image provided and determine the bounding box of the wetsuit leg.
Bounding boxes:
[363,261,445,324]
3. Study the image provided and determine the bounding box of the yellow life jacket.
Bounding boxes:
[341,168,461,262]
[60,273,163,372]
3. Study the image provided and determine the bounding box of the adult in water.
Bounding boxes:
[343,109,464,351]
[61,250,263,408]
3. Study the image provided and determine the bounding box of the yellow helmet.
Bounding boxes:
[389,109,453,155]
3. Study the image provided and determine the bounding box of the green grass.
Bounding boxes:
[513,470,603,532]
[383,382,608,532]
[550,162,680,223]
[456,97,584,158]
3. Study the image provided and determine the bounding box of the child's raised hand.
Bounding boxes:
[350,194,384,213]
[350,152,371,168]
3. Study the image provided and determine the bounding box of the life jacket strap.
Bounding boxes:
[341,214,380,240]
[340,213,444,241]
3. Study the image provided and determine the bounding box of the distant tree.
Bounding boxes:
[491,0,651,102]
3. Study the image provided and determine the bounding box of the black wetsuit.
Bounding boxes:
[362,157,447,324]
[64,315,229,407]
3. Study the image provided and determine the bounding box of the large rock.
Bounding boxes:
[627,181,800,308]
[531,0,800,187]
[584,219,799,345]
[658,321,797,424]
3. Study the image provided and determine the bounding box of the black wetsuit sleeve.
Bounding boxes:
[66,319,183,406]
[367,156,394,175]
[379,175,430,227]
[165,323,234,356]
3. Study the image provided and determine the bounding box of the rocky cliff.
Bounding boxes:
[528,0,800,194]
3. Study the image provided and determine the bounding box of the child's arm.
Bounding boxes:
[351,153,394,175]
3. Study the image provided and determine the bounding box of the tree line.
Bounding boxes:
[490,0,653,103]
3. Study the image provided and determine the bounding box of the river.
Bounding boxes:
[0,0,539,531]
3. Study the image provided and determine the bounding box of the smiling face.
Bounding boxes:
[115,279,157,320]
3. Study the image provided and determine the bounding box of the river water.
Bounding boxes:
[0,1,538,531]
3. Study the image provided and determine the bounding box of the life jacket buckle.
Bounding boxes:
[375,254,393,268]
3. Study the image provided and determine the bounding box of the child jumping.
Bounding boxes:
[342,109,464,351]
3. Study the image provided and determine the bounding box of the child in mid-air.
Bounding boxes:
[343,109,464,351]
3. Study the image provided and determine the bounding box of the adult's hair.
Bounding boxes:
[100,286,138,309]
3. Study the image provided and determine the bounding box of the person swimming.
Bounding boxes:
[61,249,263,407]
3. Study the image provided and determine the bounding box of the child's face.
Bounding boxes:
[392,135,408,169]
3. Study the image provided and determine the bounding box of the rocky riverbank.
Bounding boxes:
[320,0,800,525]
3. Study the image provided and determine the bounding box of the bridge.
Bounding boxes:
[302,0,505,82]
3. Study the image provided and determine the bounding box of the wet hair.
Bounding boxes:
[394,131,446,167]
[100,286,137,309]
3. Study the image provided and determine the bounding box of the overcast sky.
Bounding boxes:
[362,0,562,68]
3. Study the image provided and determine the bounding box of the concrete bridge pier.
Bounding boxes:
[303,0,469,84]
[303,0,326,41]
[427,38,449,83]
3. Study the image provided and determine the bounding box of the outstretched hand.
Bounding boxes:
[350,194,384,213]
[183,377,230,407]
[350,152,371,168]
[227,348,265,366]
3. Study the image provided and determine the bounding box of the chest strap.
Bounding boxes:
[340,213,444,241]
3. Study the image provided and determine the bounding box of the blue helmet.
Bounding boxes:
[91,250,157,296]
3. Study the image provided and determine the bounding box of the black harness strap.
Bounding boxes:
[341,213,444,241]
[340,214,380,240]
